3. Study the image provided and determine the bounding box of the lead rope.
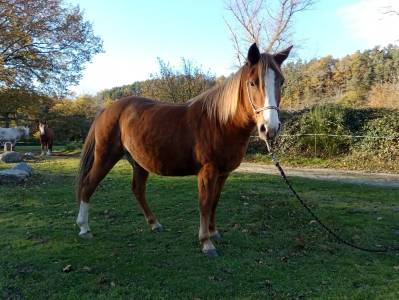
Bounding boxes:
[264,139,399,253]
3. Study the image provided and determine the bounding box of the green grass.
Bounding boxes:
[1,157,399,299]
[13,145,66,153]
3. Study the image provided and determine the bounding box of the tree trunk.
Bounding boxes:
[4,113,10,128]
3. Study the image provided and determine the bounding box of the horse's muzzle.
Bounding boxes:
[257,122,281,141]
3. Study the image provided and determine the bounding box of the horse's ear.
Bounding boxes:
[273,45,293,65]
[247,43,261,66]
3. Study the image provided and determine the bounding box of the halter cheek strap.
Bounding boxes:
[246,81,279,114]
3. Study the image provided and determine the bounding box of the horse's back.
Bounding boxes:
[0,128,18,141]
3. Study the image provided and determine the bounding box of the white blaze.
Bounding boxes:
[39,124,45,135]
[262,69,280,133]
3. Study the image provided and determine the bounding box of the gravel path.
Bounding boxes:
[236,162,399,188]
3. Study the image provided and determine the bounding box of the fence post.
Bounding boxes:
[314,134,317,157]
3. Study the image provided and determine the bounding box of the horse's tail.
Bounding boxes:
[76,109,104,205]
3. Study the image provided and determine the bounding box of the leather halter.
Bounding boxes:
[246,81,279,114]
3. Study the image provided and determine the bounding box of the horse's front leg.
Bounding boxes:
[40,143,46,156]
[197,163,219,257]
[209,174,229,240]
[11,139,16,151]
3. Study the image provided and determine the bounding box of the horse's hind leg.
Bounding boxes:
[128,158,162,232]
[47,140,53,155]
[77,148,122,238]
[40,142,46,156]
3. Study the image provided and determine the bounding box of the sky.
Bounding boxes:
[69,0,399,95]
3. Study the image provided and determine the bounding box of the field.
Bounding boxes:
[1,156,399,299]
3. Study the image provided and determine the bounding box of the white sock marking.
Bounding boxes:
[76,201,90,235]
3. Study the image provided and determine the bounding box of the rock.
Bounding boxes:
[0,151,24,163]
[82,266,92,272]
[0,162,33,184]
[62,264,73,273]
[13,162,33,176]
[24,152,35,160]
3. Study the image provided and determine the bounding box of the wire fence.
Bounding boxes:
[278,133,398,140]
[249,133,399,157]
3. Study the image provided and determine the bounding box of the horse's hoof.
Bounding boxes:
[202,249,219,257]
[151,223,163,233]
[79,231,93,239]
[211,231,222,240]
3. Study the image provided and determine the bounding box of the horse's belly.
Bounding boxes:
[136,156,198,176]
[128,144,198,176]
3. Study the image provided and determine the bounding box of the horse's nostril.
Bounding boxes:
[267,128,278,139]
[260,124,266,133]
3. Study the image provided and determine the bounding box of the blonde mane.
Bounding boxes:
[189,55,270,124]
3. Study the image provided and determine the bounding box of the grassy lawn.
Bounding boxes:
[1,157,399,299]
[14,145,73,154]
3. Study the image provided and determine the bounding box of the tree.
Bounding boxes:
[138,58,215,104]
[0,88,52,127]
[0,0,103,96]
[96,82,141,106]
[48,95,100,141]
[225,0,314,64]
[279,45,399,110]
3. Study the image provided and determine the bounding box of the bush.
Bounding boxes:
[276,105,351,157]
[353,112,399,160]
[247,104,399,160]
[64,141,83,151]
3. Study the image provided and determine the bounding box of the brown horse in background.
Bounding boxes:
[76,43,292,256]
[39,122,54,156]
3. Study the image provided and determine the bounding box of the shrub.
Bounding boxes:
[353,112,399,160]
[276,105,351,157]
[64,141,83,151]
[247,105,399,162]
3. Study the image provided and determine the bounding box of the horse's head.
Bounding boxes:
[39,122,47,135]
[244,43,292,141]
[17,126,30,137]
[23,126,30,137]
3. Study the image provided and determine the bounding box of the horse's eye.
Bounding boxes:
[249,80,255,87]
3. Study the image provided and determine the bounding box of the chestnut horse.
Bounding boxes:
[39,122,54,156]
[76,43,292,256]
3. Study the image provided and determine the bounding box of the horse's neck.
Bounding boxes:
[16,128,24,137]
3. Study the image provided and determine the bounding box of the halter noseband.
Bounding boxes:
[246,81,279,114]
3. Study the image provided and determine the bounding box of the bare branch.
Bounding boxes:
[224,17,245,65]
[225,0,315,62]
